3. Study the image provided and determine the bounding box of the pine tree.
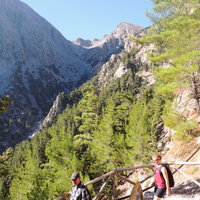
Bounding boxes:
[136,0,200,140]
[0,96,10,114]
[44,126,78,199]
[26,173,49,200]
[9,143,38,200]
[90,98,115,172]
[125,91,162,164]
[73,85,100,174]
[0,148,13,200]
[142,0,200,101]
[75,85,99,136]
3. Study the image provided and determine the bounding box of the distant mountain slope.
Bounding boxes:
[0,0,92,152]
[73,22,142,48]
[0,0,143,152]
[73,22,143,72]
[0,0,88,93]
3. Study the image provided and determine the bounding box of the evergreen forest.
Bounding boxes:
[0,0,200,199]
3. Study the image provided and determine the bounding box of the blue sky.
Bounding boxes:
[21,0,153,41]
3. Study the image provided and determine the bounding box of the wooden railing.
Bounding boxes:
[85,161,200,200]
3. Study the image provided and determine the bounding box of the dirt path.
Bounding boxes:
[143,179,200,200]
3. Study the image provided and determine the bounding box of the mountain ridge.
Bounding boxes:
[73,22,143,48]
[0,0,143,152]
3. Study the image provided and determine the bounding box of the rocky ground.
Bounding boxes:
[143,179,200,200]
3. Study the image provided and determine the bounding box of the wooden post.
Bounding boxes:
[129,182,143,200]
[93,175,112,200]
[112,173,116,200]
[138,185,144,200]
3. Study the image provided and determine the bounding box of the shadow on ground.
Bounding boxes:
[142,179,200,200]
[172,179,200,195]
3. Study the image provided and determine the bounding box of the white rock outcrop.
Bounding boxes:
[114,63,128,78]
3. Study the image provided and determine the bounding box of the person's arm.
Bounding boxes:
[59,191,71,200]
[161,167,172,196]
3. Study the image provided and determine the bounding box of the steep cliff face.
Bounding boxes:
[73,22,143,73]
[0,0,143,152]
[97,29,155,89]
[0,0,89,92]
[97,51,200,198]
[0,0,92,152]
[40,92,67,130]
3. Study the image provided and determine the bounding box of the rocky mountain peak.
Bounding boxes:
[72,38,92,48]
[114,22,143,38]
[0,1,145,153]
[72,22,143,49]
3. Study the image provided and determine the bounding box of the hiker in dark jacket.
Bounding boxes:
[152,154,172,200]
[60,172,91,200]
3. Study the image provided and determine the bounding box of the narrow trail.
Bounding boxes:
[86,144,200,200]
[143,179,200,200]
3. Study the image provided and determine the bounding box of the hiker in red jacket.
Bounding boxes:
[152,154,172,200]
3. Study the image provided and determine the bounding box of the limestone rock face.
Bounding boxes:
[0,0,92,152]
[73,22,143,49]
[161,88,200,152]
[112,22,143,39]
[136,70,155,87]
[97,35,155,90]
[73,22,143,74]
[98,54,123,88]
[135,44,155,65]
[0,1,144,152]
[72,38,92,48]
[114,63,128,78]
[173,88,198,120]
[41,92,66,129]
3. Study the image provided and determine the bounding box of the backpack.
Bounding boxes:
[85,187,92,200]
[80,184,92,200]
[159,164,175,187]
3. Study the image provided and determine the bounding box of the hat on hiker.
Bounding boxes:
[71,172,80,180]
